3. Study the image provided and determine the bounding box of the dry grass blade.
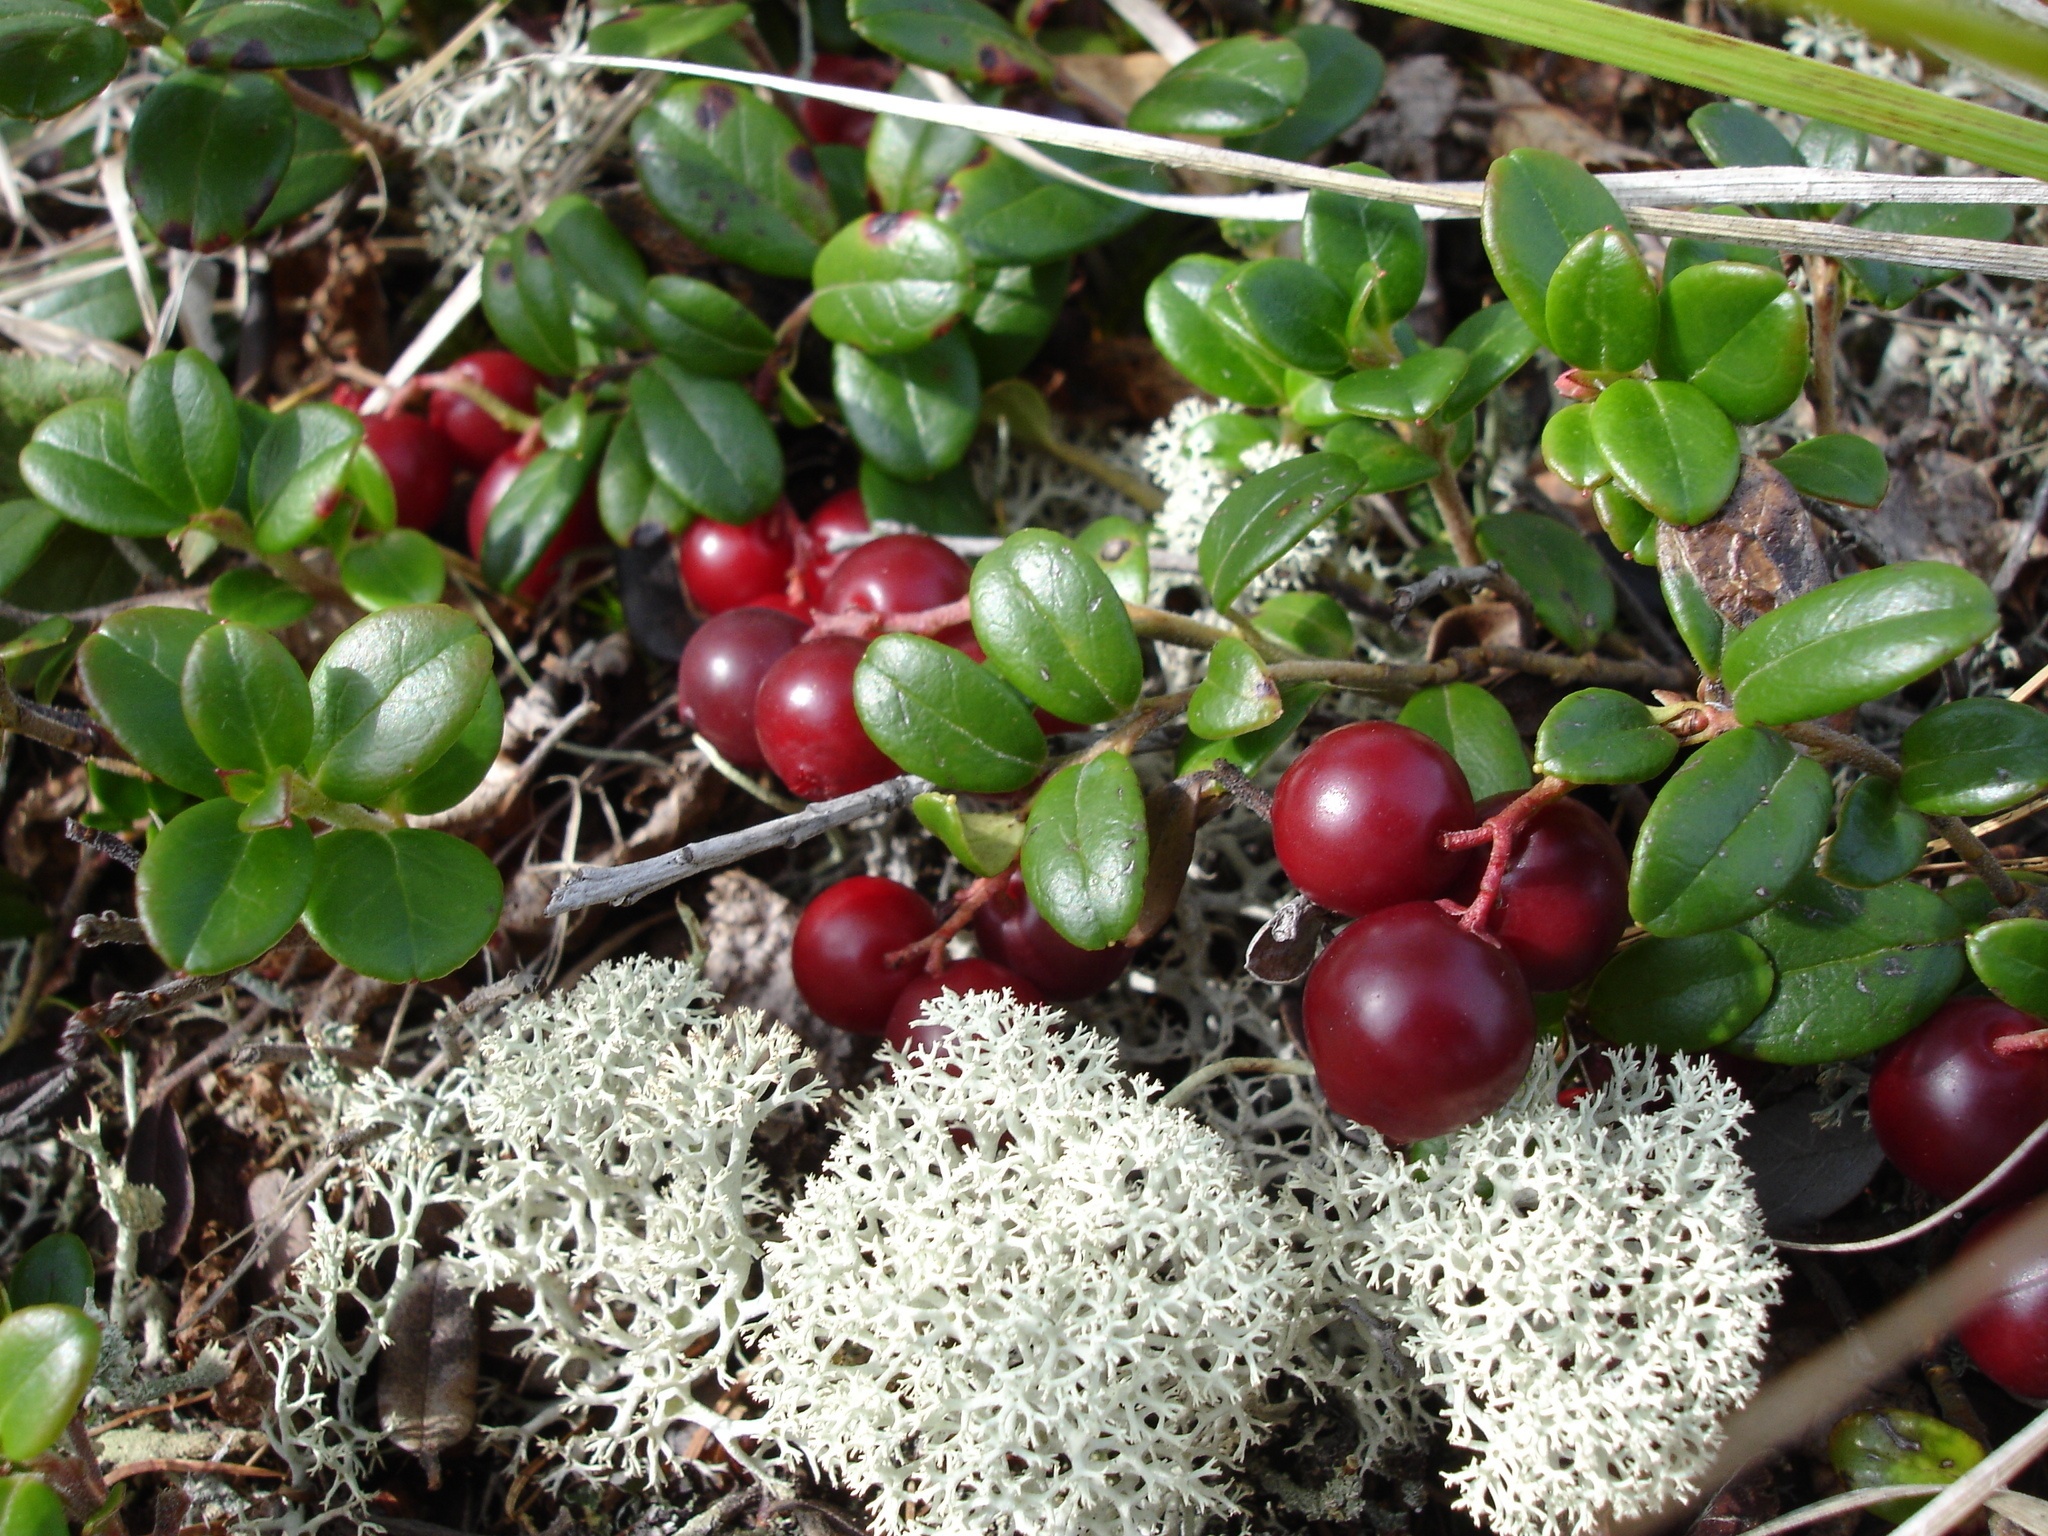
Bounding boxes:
[1890,1409,2048,1536]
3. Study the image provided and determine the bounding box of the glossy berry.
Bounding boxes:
[429,350,542,470]
[1458,792,1629,993]
[800,488,871,602]
[755,636,899,801]
[1271,721,1477,918]
[360,411,455,532]
[973,869,1129,1001]
[1869,998,2048,1203]
[677,607,806,771]
[1956,1201,2048,1398]
[797,54,896,148]
[1302,900,1535,1141]
[678,505,799,616]
[884,958,1044,1058]
[468,444,598,603]
[792,876,937,1035]
[820,532,969,618]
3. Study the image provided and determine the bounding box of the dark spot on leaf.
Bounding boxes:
[866,211,907,242]
[230,36,272,67]
[697,84,735,130]
[494,259,516,285]
[788,144,825,186]
[977,46,1039,85]
[158,220,194,250]
[523,228,551,259]
[184,36,217,63]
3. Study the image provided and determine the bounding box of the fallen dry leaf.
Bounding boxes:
[1660,457,1830,629]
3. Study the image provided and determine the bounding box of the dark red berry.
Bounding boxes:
[678,505,799,616]
[1957,1201,2048,1398]
[678,607,806,771]
[1302,900,1535,1141]
[1870,998,2048,1203]
[754,636,899,801]
[360,412,455,533]
[1271,721,1477,918]
[797,54,896,148]
[792,876,938,1035]
[1457,792,1629,993]
[973,869,1129,1001]
[884,957,1044,1058]
[800,488,871,602]
[429,350,542,470]
[330,382,370,411]
[820,532,969,618]
[468,444,598,603]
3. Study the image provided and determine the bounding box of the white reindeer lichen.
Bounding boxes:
[751,995,1308,1536]
[1291,1051,1783,1536]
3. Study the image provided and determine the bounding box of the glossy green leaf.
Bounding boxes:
[1074,515,1150,606]
[0,1475,65,1536]
[1331,347,1469,422]
[1820,775,1929,889]
[13,260,143,342]
[1968,918,2048,1016]
[1845,203,2015,310]
[395,677,502,817]
[1436,302,1537,422]
[1689,102,1801,174]
[1728,873,1964,1063]
[833,332,979,481]
[1020,751,1147,950]
[300,827,501,981]
[175,0,379,66]
[1285,369,1345,429]
[250,401,361,553]
[1659,551,1726,677]
[859,456,990,533]
[1249,590,1352,660]
[588,0,746,57]
[1200,450,1366,611]
[1772,433,1890,508]
[478,441,603,594]
[8,1235,90,1310]
[1144,255,1286,406]
[305,605,492,806]
[597,410,691,542]
[180,620,311,774]
[136,797,313,971]
[0,616,68,666]
[249,111,361,238]
[1236,27,1384,161]
[1587,930,1774,1050]
[0,1306,99,1462]
[639,274,775,379]
[1628,725,1833,937]
[1830,1410,1984,1527]
[1480,146,1631,350]
[1665,221,1784,281]
[127,70,295,253]
[1301,163,1423,328]
[971,527,1143,724]
[848,0,1051,83]
[1475,511,1614,652]
[632,80,837,279]
[1542,402,1608,490]
[630,358,783,521]
[19,398,184,537]
[1898,697,2048,816]
[1545,226,1658,374]
[811,211,973,355]
[1187,411,1280,471]
[1187,636,1282,738]
[912,792,1025,877]
[964,259,1066,379]
[1590,377,1740,526]
[340,528,446,612]
[853,632,1045,791]
[126,350,238,519]
[1723,562,2000,727]
[1127,36,1308,137]
[1533,688,1677,784]
[536,192,648,317]
[1399,682,1531,800]
[1211,257,1349,376]
[936,145,1165,265]
[1176,680,1326,777]
[0,0,124,120]
[1656,261,1809,425]
[480,229,579,377]
[867,70,981,214]
[77,606,222,799]
[1598,479,1655,554]
[1319,418,1439,493]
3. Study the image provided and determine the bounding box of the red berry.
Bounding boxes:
[429,351,542,471]
[820,532,969,618]
[799,488,871,602]
[678,505,799,616]
[678,607,806,771]
[1457,792,1629,993]
[792,876,937,1035]
[1957,1201,2048,1398]
[1302,901,1535,1141]
[884,957,1044,1058]
[360,412,455,533]
[973,869,1129,1001]
[797,54,896,148]
[468,444,598,603]
[754,636,899,800]
[1271,721,1477,918]
[1870,998,2048,1203]
[330,382,371,411]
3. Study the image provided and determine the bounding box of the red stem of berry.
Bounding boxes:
[805,596,973,643]
[1991,1027,2048,1056]
[884,871,1009,976]
[1438,775,1572,935]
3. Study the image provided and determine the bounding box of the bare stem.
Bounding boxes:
[276,76,411,164]
[884,871,1007,976]
[1440,776,1572,932]
[1806,254,1844,437]
[1158,1056,1317,1112]
[1412,420,1483,567]
[1271,645,1695,694]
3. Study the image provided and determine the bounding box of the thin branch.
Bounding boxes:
[73,913,146,947]
[1158,1056,1316,1112]
[0,586,210,628]
[0,669,116,760]
[65,819,140,871]
[1778,1116,2048,1253]
[1269,645,1696,694]
[1739,1486,1953,1536]
[276,76,409,164]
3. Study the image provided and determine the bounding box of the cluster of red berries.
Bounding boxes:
[1274,720,1628,1143]
[789,870,1130,1053]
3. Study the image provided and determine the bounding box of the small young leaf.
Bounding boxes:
[180,620,313,774]
[913,791,1026,876]
[1176,681,1326,778]
[1436,302,1537,422]
[1899,697,2048,816]
[1475,511,1614,652]
[1319,418,1439,493]
[1820,775,1929,889]
[833,333,980,481]
[630,360,783,521]
[1656,261,1809,425]
[1590,378,1740,526]
[848,0,1052,84]
[77,606,223,799]
[1074,516,1150,606]
[1127,35,1309,137]
[1545,227,1658,374]
[1331,347,1469,422]
[7,1236,91,1310]
[1188,636,1283,738]
[1968,918,2048,1017]
[1398,682,1531,799]
[174,0,381,67]
[302,828,502,981]
[341,529,447,612]
[1144,255,1286,406]
[1199,451,1366,611]
[1211,257,1350,377]
[125,350,239,518]
[305,605,492,806]
[0,1307,99,1462]
[852,633,1046,792]
[1587,931,1775,1051]
[971,528,1143,724]
[1479,147,1631,350]
[1771,433,1890,508]
[396,679,503,817]
[1020,752,1148,950]
[1532,688,1677,784]
[0,0,123,120]
[639,275,775,379]
[251,402,363,553]
[126,70,295,252]
[136,797,314,972]
[1301,163,1423,327]
[20,398,184,537]
[1249,591,1353,659]
[811,212,974,355]
[1542,402,1608,490]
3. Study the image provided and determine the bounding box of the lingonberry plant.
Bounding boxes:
[0,1234,105,1532]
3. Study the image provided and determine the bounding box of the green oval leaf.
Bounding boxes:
[1690,103,1802,177]
[480,228,579,377]
[1301,163,1422,327]
[639,274,775,378]
[1591,481,1653,556]
[77,606,223,799]
[912,792,1025,877]
[19,398,183,537]
[0,0,124,119]
[1319,418,1439,494]
[180,620,312,774]
[535,192,648,316]
[1820,775,1929,889]
[1475,510,1614,652]
[936,146,1165,266]
[0,1306,99,1462]
[1249,590,1353,660]
[1844,202,2015,311]
[1143,254,1286,406]
[7,1235,90,1311]
[1587,931,1775,1051]
[126,350,239,519]
[1590,377,1740,526]
[1830,1411,1985,1527]
[1656,261,1809,426]
[250,401,362,553]
[629,358,783,521]
[305,605,492,806]
[339,528,446,612]
[1187,636,1282,738]
[1211,257,1349,376]
[1436,302,1538,423]
[1236,28,1384,161]
[1628,725,1833,937]
[175,0,380,67]
[1968,918,2048,1016]
[1199,450,1366,612]
[1331,346,1469,422]
[478,441,602,593]
[1020,751,1147,950]
[970,527,1144,725]
[250,111,362,239]
[137,797,313,972]
[1176,680,1326,778]
[852,632,1046,792]
[588,0,746,57]
[860,456,991,533]
[597,410,691,542]
[126,70,295,253]
[0,1475,67,1536]
[1727,873,1964,1063]
[1898,697,2048,815]
[1532,687,1677,784]
[1127,36,1309,137]
[1545,226,1658,374]
[964,259,1066,380]
[833,332,979,481]
[812,211,973,355]
[1771,433,1890,509]
[1398,681,1531,800]
[868,70,981,215]
[1479,146,1631,351]
[1541,402,1609,491]
[847,0,1051,84]
[395,677,503,817]
[1659,552,1727,678]
[300,827,501,981]
[1074,515,1150,606]
[1722,562,2000,727]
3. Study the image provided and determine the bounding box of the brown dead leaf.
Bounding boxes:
[126,1099,194,1276]
[1058,52,1171,120]
[1488,72,1666,169]
[1081,335,1200,423]
[1246,893,1332,984]
[378,1259,478,1490]
[1864,440,2009,581]
[1126,779,1198,948]
[1425,600,1524,659]
[1659,457,1830,629]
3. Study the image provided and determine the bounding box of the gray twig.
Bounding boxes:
[1391,562,1514,613]
[65,819,140,871]
[74,912,147,946]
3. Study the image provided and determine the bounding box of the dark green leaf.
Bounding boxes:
[341,528,446,611]
[1590,377,1740,526]
[1820,775,1929,889]
[859,455,991,533]
[1544,226,1658,374]
[1664,219,1783,281]
[250,111,361,237]
[1727,873,1964,1063]
[1722,561,2000,726]
[1587,931,1775,1050]
[1143,254,1286,406]
[1659,549,1726,677]
[126,70,294,252]
[852,632,1045,791]
[1127,36,1308,137]
[301,827,501,981]
[1541,402,1608,490]
[8,1235,90,1310]
[480,229,579,377]
[0,0,123,119]
[1532,687,1677,783]
[180,620,311,774]
[1474,510,1614,652]
[136,797,313,971]
[396,678,502,817]
[588,0,747,58]
[19,398,183,536]
[1301,163,1422,328]
[936,145,1165,265]
[964,259,1066,379]
[1331,347,1468,422]
[1479,146,1631,350]
[1845,203,2015,310]
[1210,257,1349,376]
[1968,918,2048,1016]
[0,1307,98,1462]
[847,0,1051,84]
[596,411,690,543]
[175,0,379,67]
[77,606,223,798]
[639,274,775,378]
[970,527,1144,723]
[811,211,973,355]
[1656,261,1809,425]
[912,791,1024,876]
[1187,636,1282,738]
[477,441,603,593]
[1073,515,1150,606]
[0,1475,65,1536]
[630,358,783,521]
[1176,680,1325,777]
[1319,417,1439,493]
[1436,302,1537,422]
[1020,751,1147,950]
[1398,681,1531,799]
[1689,103,1801,173]
[867,69,980,214]
[1249,590,1352,659]
[1628,725,1833,937]
[1235,27,1383,161]
[207,569,311,631]
[126,350,238,518]
[536,192,649,315]
[1899,696,2048,816]
[1771,433,1890,508]
[1199,450,1365,611]
[305,605,492,805]
[833,332,979,481]
[250,401,361,553]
